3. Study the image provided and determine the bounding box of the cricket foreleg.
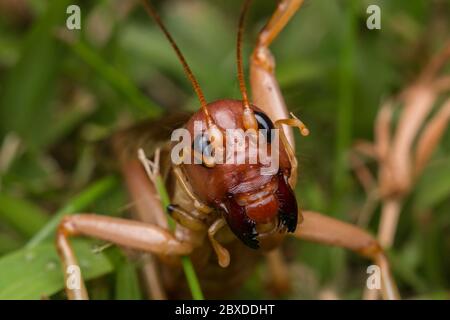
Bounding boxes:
[56,214,193,300]
[250,0,306,146]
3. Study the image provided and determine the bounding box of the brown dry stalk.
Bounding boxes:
[378,198,402,248]
[414,98,450,176]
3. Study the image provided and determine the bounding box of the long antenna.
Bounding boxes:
[237,0,257,130]
[139,0,212,124]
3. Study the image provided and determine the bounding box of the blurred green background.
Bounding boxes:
[0,0,449,299]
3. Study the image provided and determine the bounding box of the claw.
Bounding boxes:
[221,198,259,249]
[276,171,298,232]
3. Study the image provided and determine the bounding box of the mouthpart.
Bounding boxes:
[221,170,298,249]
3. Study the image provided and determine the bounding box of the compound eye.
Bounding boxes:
[254,111,274,143]
[192,134,215,167]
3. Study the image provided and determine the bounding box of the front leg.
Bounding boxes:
[251,0,306,147]
[293,211,399,300]
[56,214,193,300]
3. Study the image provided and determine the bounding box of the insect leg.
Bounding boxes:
[167,204,206,231]
[250,0,306,146]
[122,158,168,227]
[414,97,450,177]
[273,114,309,188]
[121,155,170,298]
[56,214,193,300]
[208,218,230,268]
[292,211,400,300]
[173,166,213,214]
[265,249,291,296]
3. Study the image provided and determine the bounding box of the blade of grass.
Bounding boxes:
[0,240,113,299]
[63,37,162,118]
[153,174,204,300]
[414,158,450,210]
[0,233,23,255]
[0,194,49,238]
[0,0,71,149]
[115,257,143,300]
[327,0,358,284]
[333,0,357,208]
[26,176,119,248]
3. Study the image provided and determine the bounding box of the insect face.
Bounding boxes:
[179,99,298,249]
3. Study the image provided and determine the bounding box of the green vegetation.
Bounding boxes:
[0,0,449,299]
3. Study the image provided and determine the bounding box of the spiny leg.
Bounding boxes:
[122,157,169,227]
[121,151,170,298]
[377,98,450,250]
[293,211,400,300]
[56,214,193,300]
[374,100,394,162]
[250,0,306,146]
[248,2,309,295]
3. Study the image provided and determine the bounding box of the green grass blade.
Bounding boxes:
[414,158,450,210]
[0,0,71,149]
[115,258,143,300]
[333,0,357,207]
[66,38,162,118]
[26,176,118,248]
[154,175,204,300]
[0,194,49,238]
[0,233,23,255]
[0,240,113,299]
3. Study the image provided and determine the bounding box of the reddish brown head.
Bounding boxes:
[179,100,298,249]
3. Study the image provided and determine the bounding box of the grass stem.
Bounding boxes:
[26,176,118,248]
[153,175,204,300]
